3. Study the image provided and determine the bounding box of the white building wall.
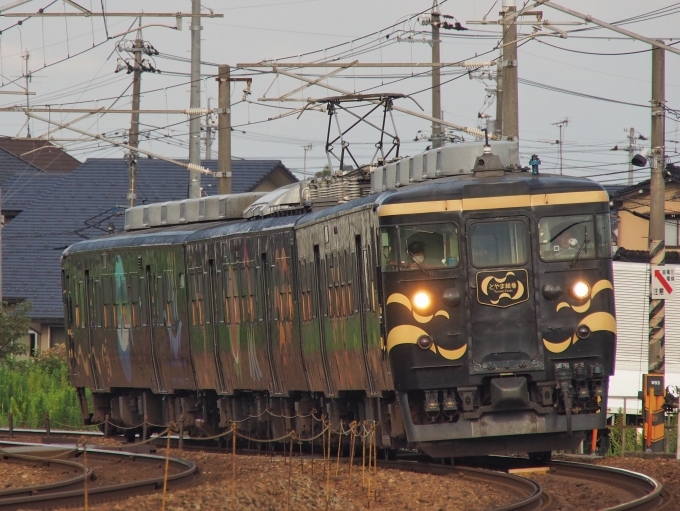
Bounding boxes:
[609,261,680,413]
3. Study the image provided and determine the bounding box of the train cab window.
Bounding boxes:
[380,227,398,271]
[400,223,459,270]
[470,220,528,268]
[595,213,613,258]
[538,215,596,262]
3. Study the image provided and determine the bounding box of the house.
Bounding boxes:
[2,157,297,356]
[609,164,680,261]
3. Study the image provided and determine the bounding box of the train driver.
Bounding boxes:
[553,228,579,258]
[406,239,446,268]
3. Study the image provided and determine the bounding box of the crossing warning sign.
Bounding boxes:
[651,266,674,299]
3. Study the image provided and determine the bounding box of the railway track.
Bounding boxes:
[0,429,672,510]
[0,441,197,510]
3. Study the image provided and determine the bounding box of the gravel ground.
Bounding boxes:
[54,449,519,511]
[0,460,68,489]
[8,435,680,511]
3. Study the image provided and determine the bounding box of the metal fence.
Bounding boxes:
[607,395,678,456]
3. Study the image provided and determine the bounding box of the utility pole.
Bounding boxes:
[431,1,442,149]
[627,127,636,186]
[303,144,312,181]
[127,37,142,209]
[645,40,666,453]
[501,0,518,140]
[23,51,30,138]
[188,0,202,198]
[495,53,503,137]
[553,118,568,175]
[217,64,232,195]
[205,97,212,159]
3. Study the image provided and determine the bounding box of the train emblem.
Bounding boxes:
[477,270,528,308]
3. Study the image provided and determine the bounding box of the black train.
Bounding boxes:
[62,145,615,457]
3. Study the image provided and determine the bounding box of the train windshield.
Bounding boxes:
[538,214,599,262]
[538,214,612,261]
[469,220,528,268]
[380,223,459,271]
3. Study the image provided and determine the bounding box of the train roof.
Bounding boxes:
[64,171,607,257]
[376,172,606,207]
[185,214,299,242]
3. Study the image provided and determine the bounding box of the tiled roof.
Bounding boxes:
[614,248,680,264]
[1,167,70,214]
[2,157,296,321]
[0,137,81,173]
[0,146,40,188]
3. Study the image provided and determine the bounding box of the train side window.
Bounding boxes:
[470,220,527,268]
[538,215,596,262]
[346,250,354,315]
[362,249,370,312]
[367,244,377,312]
[92,279,102,328]
[129,272,139,328]
[101,275,110,328]
[139,276,148,327]
[595,213,613,258]
[155,275,166,326]
[379,227,398,271]
[164,271,175,327]
[231,264,241,324]
[339,251,346,317]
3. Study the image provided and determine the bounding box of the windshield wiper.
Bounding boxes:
[407,252,432,277]
[570,227,590,268]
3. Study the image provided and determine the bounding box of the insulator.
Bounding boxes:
[186,163,213,175]
[463,60,492,68]
[184,108,210,116]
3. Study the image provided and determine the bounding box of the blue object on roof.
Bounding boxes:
[2,157,296,320]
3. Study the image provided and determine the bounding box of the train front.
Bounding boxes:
[377,171,615,457]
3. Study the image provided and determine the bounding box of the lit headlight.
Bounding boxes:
[413,292,431,310]
[571,281,590,300]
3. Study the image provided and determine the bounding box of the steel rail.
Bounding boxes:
[0,452,93,498]
[456,456,670,511]
[0,445,197,511]
[545,460,668,511]
[378,460,547,511]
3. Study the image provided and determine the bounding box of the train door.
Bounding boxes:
[84,271,102,390]
[260,252,281,394]
[207,259,228,394]
[465,216,541,372]
[355,235,376,395]
[145,266,165,392]
[313,245,334,396]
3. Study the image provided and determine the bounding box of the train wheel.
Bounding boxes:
[528,451,552,462]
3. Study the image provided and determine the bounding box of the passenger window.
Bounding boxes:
[470,220,528,268]
[538,215,596,262]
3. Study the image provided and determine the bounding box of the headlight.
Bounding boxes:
[413,292,431,310]
[571,281,590,300]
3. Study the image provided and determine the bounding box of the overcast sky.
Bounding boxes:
[0,0,677,187]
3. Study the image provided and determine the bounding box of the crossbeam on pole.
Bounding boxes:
[0,12,223,17]
[238,61,495,68]
[27,112,215,176]
[271,67,491,139]
[0,107,215,114]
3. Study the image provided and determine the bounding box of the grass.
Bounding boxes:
[0,346,89,430]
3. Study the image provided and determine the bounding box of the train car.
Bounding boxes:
[61,142,616,456]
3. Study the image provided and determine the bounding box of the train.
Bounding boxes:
[61,141,616,458]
